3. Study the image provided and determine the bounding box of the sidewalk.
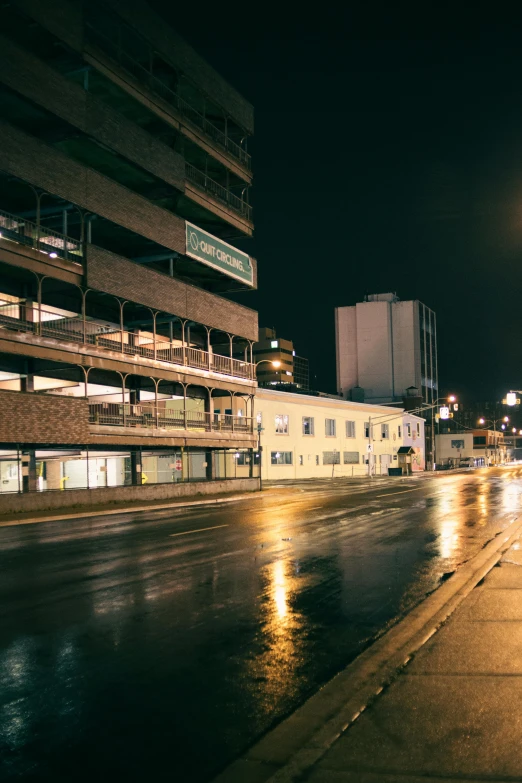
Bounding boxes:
[0,490,257,528]
[306,535,522,782]
[215,515,522,783]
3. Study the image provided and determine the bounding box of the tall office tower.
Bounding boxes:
[335,293,438,405]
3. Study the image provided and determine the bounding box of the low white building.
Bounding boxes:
[435,430,507,467]
[255,388,425,480]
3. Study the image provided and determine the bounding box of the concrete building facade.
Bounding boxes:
[335,293,438,406]
[255,388,425,481]
[0,0,260,506]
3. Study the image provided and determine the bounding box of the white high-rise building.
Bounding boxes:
[335,293,438,405]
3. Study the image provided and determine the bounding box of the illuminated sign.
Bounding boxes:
[440,406,450,420]
[185,222,253,286]
[507,392,517,406]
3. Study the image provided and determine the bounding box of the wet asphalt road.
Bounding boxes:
[1,467,521,782]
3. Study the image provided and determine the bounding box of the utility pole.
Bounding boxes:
[257,422,264,490]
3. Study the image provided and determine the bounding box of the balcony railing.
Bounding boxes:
[85,25,251,171]
[89,402,253,433]
[185,164,252,222]
[0,209,83,263]
[0,303,255,381]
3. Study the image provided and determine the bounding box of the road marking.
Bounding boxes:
[376,488,427,498]
[169,524,229,538]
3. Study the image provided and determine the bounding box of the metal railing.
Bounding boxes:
[185,164,252,221]
[0,303,256,381]
[0,209,83,263]
[88,402,253,433]
[85,25,251,170]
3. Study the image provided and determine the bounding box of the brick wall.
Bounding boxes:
[12,0,253,136]
[0,391,89,444]
[0,121,187,255]
[11,0,84,52]
[105,0,254,134]
[87,245,259,341]
[0,36,186,193]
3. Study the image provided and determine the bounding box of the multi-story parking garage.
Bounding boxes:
[0,0,259,508]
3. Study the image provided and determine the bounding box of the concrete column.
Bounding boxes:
[21,449,37,493]
[46,459,62,490]
[130,450,141,486]
[205,450,214,480]
[21,374,34,393]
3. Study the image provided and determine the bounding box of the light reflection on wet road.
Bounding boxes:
[1,467,521,781]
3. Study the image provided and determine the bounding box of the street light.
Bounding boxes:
[254,360,281,491]
[477,416,509,465]
[431,394,457,471]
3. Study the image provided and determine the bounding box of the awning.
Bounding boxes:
[397,446,416,455]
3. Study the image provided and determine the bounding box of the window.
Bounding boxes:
[323,451,340,465]
[270,340,278,348]
[344,451,359,464]
[398,425,401,438]
[473,436,486,446]
[381,423,389,439]
[364,422,370,438]
[406,423,411,437]
[302,416,315,435]
[299,455,303,465]
[325,418,336,437]
[271,451,293,465]
[315,455,319,465]
[235,452,250,466]
[416,422,420,435]
[346,420,356,438]
[275,414,289,434]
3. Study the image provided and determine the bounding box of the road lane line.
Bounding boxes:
[376,488,428,497]
[169,524,229,538]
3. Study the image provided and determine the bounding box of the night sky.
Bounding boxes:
[153,4,522,402]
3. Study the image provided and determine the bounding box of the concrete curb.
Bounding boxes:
[213,514,522,783]
[0,493,256,528]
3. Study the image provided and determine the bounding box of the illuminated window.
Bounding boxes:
[271,340,278,348]
[302,416,314,435]
[271,451,292,465]
[275,414,289,434]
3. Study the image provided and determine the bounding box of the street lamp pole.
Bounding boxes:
[254,359,281,490]
[363,395,456,476]
[478,416,509,466]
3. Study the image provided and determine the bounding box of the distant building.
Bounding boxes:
[436,430,508,466]
[254,328,309,390]
[335,293,438,406]
[452,400,521,432]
